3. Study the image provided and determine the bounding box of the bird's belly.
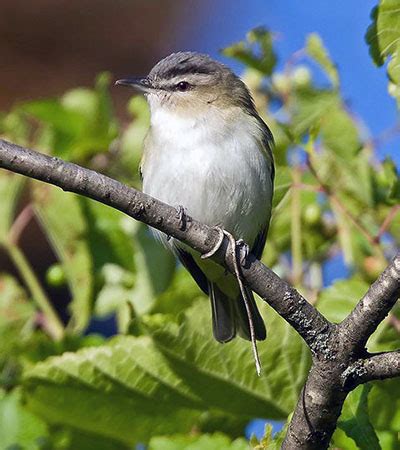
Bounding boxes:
[142,139,272,247]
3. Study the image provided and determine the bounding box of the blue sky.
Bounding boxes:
[181,0,399,166]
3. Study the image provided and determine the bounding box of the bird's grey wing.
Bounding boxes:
[251,225,269,260]
[252,115,275,261]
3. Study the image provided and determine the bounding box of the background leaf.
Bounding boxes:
[148,433,248,450]
[338,384,381,450]
[23,301,310,445]
[306,33,339,87]
[33,187,93,333]
[0,389,49,449]
[366,0,400,103]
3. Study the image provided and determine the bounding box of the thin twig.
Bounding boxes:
[8,204,34,245]
[376,204,400,240]
[387,313,400,334]
[307,157,378,247]
[3,241,64,340]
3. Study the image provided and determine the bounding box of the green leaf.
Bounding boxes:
[317,277,369,323]
[23,336,202,445]
[22,99,86,159]
[366,1,400,102]
[332,427,359,450]
[223,27,277,75]
[33,187,93,333]
[0,274,34,346]
[148,433,248,450]
[366,1,400,67]
[52,427,132,450]
[22,99,85,136]
[0,274,34,389]
[290,87,360,157]
[376,430,400,450]
[22,73,118,162]
[306,33,339,87]
[0,110,31,145]
[290,88,337,137]
[0,389,128,450]
[79,198,135,273]
[372,157,400,205]
[338,384,381,450]
[0,389,49,449]
[96,221,177,326]
[150,301,310,419]
[369,379,400,434]
[320,106,360,157]
[110,95,150,186]
[151,267,204,316]
[23,301,310,444]
[129,223,176,315]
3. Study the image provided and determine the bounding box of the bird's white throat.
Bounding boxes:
[148,100,262,151]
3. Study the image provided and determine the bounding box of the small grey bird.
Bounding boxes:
[117,52,274,345]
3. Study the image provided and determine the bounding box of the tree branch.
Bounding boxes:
[343,351,400,387]
[0,138,332,352]
[341,253,400,351]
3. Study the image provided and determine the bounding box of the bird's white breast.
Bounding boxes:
[141,105,273,247]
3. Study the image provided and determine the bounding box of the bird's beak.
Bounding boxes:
[115,77,154,93]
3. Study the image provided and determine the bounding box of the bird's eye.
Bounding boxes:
[176,81,190,91]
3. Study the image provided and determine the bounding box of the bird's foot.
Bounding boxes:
[175,205,191,231]
[201,229,249,264]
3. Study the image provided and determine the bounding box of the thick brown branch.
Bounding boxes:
[0,138,332,353]
[341,253,400,351]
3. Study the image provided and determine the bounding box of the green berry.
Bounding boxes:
[46,264,66,287]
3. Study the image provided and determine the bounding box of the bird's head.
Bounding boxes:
[116,52,255,117]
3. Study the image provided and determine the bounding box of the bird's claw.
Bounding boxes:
[201,229,249,262]
[175,205,191,231]
[237,239,250,266]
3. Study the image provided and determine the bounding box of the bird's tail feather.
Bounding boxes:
[234,287,267,341]
[208,283,266,343]
[209,283,236,343]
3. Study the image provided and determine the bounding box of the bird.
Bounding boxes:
[116,52,274,349]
